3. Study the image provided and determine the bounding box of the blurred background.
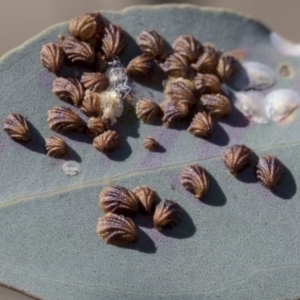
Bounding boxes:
[0,0,300,58]
[0,0,298,299]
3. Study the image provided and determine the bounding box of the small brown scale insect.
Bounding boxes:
[160,101,189,127]
[80,72,109,93]
[47,106,85,133]
[153,199,182,231]
[69,13,105,44]
[217,55,235,83]
[161,53,190,78]
[80,91,101,117]
[194,73,221,94]
[188,112,214,138]
[86,117,106,137]
[40,43,65,74]
[3,113,31,142]
[126,54,155,78]
[201,94,231,118]
[45,136,68,158]
[143,136,160,151]
[180,165,210,199]
[93,130,121,153]
[164,79,196,108]
[102,24,126,61]
[97,213,138,246]
[133,185,157,214]
[191,46,220,74]
[256,156,283,190]
[173,35,202,63]
[222,145,252,174]
[61,37,95,65]
[136,99,162,123]
[99,186,139,215]
[69,13,97,42]
[136,30,165,61]
[52,77,85,107]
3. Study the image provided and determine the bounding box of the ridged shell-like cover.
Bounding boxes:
[45,136,68,157]
[47,106,85,133]
[97,213,138,246]
[191,46,219,73]
[222,145,252,174]
[3,113,30,142]
[256,156,283,190]
[216,55,235,83]
[161,101,189,127]
[136,99,162,123]
[153,199,182,231]
[126,54,155,78]
[80,72,109,93]
[136,30,164,60]
[93,130,121,153]
[142,136,160,151]
[69,14,97,42]
[52,77,85,107]
[99,186,139,214]
[201,93,231,118]
[165,79,196,108]
[133,185,157,213]
[86,117,105,137]
[80,90,101,117]
[102,24,126,60]
[161,53,189,78]
[61,38,95,64]
[188,111,214,138]
[180,165,210,199]
[173,35,202,63]
[194,73,221,94]
[40,43,65,74]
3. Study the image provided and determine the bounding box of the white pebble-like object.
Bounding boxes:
[265,89,300,122]
[228,61,275,91]
[62,161,81,176]
[234,91,269,124]
[242,61,276,90]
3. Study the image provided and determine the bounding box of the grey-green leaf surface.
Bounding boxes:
[0,5,299,300]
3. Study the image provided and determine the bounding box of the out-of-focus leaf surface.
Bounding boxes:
[0,5,299,300]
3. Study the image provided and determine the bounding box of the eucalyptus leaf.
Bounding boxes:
[0,5,299,300]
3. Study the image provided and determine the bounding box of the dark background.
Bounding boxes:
[0,1,298,299]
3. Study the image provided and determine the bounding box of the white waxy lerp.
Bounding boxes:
[265,89,300,122]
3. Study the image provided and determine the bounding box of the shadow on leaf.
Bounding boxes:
[122,227,157,254]
[219,103,250,128]
[201,172,227,206]
[61,131,93,144]
[206,122,230,147]
[273,165,297,200]
[160,205,196,239]
[116,117,140,139]
[57,143,82,163]
[153,144,167,153]
[235,166,257,184]
[17,121,45,155]
[119,30,142,66]
[226,61,250,91]
[236,152,259,184]
[133,213,154,229]
[106,138,132,161]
